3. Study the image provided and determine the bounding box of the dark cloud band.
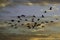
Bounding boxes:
[14,0,60,3]
[13,0,60,5]
[29,0,60,3]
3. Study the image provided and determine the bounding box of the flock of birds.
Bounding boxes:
[44,7,52,13]
[5,6,57,30]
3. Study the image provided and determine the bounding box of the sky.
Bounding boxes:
[0,4,60,16]
[13,0,60,3]
[0,0,60,19]
[13,0,60,5]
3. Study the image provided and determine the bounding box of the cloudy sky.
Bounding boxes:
[0,0,60,20]
[13,0,60,5]
[14,0,60,3]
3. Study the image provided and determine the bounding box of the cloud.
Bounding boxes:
[13,0,60,5]
[13,0,60,3]
[29,0,60,3]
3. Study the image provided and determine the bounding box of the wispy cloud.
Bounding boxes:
[13,0,60,5]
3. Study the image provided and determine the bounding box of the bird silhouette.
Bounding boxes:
[44,11,47,13]
[50,7,52,10]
